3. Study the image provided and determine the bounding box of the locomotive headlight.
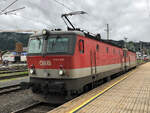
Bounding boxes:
[42,29,47,35]
[59,65,64,76]
[30,68,35,74]
[29,64,35,74]
[59,69,64,76]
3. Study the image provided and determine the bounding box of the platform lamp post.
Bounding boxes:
[104,24,112,40]
[124,37,128,48]
[139,41,143,60]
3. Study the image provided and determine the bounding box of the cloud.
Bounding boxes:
[0,0,149,42]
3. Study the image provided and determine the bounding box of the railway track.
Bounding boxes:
[0,85,22,95]
[11,102,57,113]
[0,71,28,80]
[0,65,27,71]
[0,69,28,74]
[0,65,28,80]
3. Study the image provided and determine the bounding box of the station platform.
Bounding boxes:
[49,62,150,113]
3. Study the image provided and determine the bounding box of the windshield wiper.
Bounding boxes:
[51,36,61,48]
[36,37,41,49]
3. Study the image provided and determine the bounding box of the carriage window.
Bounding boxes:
[79,39,84,53]
[106,47,109,53]
[96,44,99,52]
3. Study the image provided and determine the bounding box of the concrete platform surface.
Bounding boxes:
[49,62,150,113]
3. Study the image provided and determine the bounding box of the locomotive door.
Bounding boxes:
[129,56,131,68]
[123,49,127,71]
[90,50,96,75]
[121,55,124,70]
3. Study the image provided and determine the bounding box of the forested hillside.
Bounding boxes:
[107,39,150,54]
[0,32,150,54]
[0,32,30,51]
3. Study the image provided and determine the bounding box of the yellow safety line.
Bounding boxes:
[69,68,138,113]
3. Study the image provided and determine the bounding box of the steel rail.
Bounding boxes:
[0,84,22,95]
[11,102,42,113]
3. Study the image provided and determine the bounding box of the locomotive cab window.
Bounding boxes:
[96,44,99,52]
[46,35,76,54]
[79,39,84,53]
[28,38,43,54]
[47,37,68,53]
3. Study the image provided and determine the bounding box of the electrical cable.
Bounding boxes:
[53,0,74,11]
[0,7,25,15]
[10,13,55,28]
[1,0,18,13]
[52,0,90,29]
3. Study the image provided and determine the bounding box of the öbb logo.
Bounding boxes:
[39,60,51,66]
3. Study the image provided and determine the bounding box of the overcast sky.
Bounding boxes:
[0,0,150,42]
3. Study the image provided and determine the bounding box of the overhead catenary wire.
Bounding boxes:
[10,13,55,29]
[0,0,58,31]
[52,0,91,30]
[25,0,58,29]
[0,0,19,13]
[53,0,74,11]
[0,0,25,31]
[51,0,101,35]
[0,0,53,30]
[0,0,92,33]
[52,0,88,20]
[0,7,25,15]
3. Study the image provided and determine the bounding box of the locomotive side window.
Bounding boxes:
[96,44,99,52]
[79,39,84,53]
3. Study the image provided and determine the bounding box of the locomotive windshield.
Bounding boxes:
[28,38,43,54]
[46,35,75,54]
[28,34,76,55]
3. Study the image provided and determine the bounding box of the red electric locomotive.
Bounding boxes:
[26,11,137,103]
[27,29,137,103]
